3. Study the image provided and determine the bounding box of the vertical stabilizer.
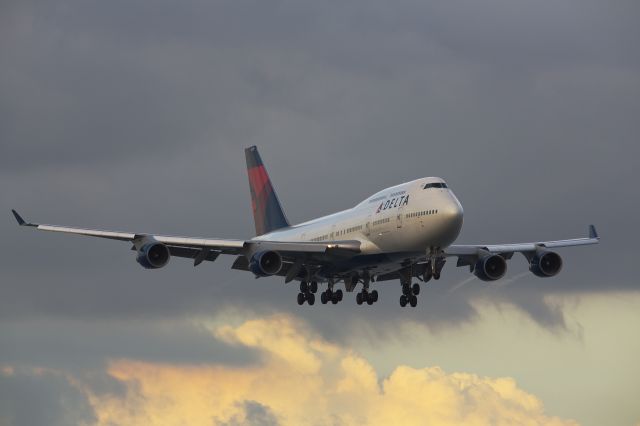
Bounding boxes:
[245,146,290,235]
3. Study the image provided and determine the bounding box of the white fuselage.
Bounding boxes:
[253,177,464,274]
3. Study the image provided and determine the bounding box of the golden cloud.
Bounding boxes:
[84,314,577,426]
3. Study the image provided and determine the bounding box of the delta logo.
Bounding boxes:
[376,195,409,213]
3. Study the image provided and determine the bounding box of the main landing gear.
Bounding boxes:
[356,274,379,306]
[297,281,318,305]
[399,282,420,307]
[320,288,343,304]
[298,280,344,305]
[356,289,379,305]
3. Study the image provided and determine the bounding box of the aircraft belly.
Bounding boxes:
[325,252,422,277]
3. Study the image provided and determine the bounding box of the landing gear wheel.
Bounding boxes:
[331,293,339,304]
[297,293,305,305]
[400,294,408,307]
[366,293,374,305]
[307,293,315,306]
[402,283,411,295]
[310,281,318,293]
[433,271,441,280]
[412,283,420,295]
[370,290,379,303]
[409,295,418,307]
[299,281,308,293]
[336,289,343,301]
[320,291,328,304]
[356,293,363,305]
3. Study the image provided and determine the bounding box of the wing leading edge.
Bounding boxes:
[445,225,599,257]
[10,210,360,261]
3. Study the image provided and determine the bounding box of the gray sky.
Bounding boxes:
[1,0,639,424]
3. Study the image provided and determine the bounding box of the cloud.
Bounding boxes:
[79,314,575,425]
[216,401,279,426]
[0,367,96,426]
[1,0,638,331]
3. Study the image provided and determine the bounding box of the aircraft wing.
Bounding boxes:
[11,210,360,263]
[444,225,599,259]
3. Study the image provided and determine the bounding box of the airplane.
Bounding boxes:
[12,146,599,307]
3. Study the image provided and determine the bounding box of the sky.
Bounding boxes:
[1,0,639,425]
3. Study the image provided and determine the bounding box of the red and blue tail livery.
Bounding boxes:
[245,146,290,236]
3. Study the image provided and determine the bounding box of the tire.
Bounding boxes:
[310,281,318,293]
[402,283,411,295]
[412,283,420,295]
[371,290,379,302]
[307,293,315,306]
[297,293,305,305]
[400,294,408,307]
[336,289,343,301]
[332,293,339,304]
[299,281,307,293]
[356,293,363,305]
[320,292,328,304]
[433,271,440,280]
[409,295,418,307]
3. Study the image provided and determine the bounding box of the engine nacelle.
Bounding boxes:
[249,250,283,276]
[529,251,563,277]
[136,242,170,269]
[474,254,507,281]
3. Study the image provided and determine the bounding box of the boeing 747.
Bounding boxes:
[12,146,599,307]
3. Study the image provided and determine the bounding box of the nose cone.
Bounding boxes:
[439,195,464,246]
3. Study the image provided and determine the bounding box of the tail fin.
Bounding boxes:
[245,146,290,235]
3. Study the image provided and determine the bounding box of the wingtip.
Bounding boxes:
[11,209,25,226]
[11,209,36,227]
[589,224,599,239]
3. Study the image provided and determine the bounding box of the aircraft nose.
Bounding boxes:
[442,196,464,238]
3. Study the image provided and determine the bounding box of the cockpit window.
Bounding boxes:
[424,182,447,189]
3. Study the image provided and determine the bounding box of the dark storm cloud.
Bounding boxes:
[0,318,258,369]
[1,0,639,340]
[0,369,96,426]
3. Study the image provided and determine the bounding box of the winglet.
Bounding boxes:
[11,210,36,227]
[589,225,599,240]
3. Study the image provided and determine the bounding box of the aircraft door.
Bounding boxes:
[365,215,371,237]
[397,207,404,228]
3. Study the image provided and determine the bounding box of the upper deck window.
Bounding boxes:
[424,182,447,189]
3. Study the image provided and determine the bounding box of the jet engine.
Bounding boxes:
[529,251,563,277]
[249,250,283,276]
[474,254,507,281]
[136,242,170,269]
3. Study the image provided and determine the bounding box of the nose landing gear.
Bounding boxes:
[425,252,446,281]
